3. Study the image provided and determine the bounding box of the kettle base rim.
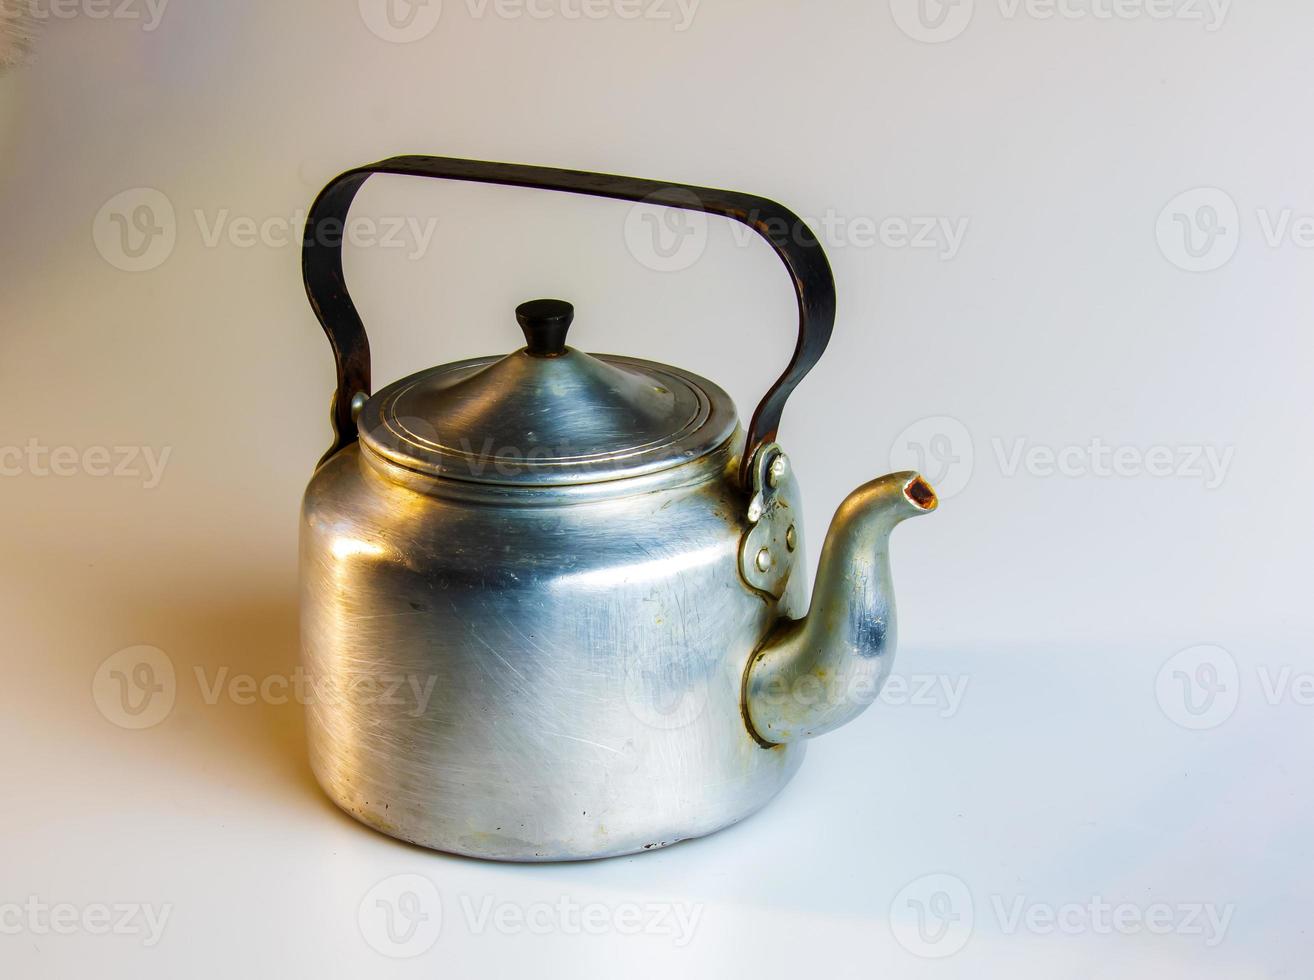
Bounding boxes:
[309,747,807,862]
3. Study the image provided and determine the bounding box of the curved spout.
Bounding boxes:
[743,472,936,745]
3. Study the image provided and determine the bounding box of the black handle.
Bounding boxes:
[302,155,836,487]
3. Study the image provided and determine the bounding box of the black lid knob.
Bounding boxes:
[516,299,573,357]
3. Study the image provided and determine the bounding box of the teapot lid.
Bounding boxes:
[357,300,738,486]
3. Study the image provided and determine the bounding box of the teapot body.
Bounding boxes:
[297,155,937,860]
[301,432,808,861]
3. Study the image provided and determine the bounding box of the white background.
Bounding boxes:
[1,0,1311,976]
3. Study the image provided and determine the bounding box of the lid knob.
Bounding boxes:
[516,299,574,357]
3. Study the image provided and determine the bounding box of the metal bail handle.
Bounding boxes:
[301,155,837,487]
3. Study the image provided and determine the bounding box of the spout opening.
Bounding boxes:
[903,475,938,511]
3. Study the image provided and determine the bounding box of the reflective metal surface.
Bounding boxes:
[359,350,737,486]
[738,443,802,599]
[297,155,939,861]
[303,426,934,858]
[302,433,810,860]
[744,472,938,745]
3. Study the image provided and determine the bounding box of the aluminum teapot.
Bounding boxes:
[299,156,937,861]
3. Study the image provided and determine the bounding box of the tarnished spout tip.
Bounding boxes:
[742,470,936,746]
[903,474,938,512]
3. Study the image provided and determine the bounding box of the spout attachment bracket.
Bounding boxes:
[739,444,800,599]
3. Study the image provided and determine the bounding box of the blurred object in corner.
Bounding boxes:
[0,0,36,73]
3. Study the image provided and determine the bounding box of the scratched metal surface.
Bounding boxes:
[300,435,809,861]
